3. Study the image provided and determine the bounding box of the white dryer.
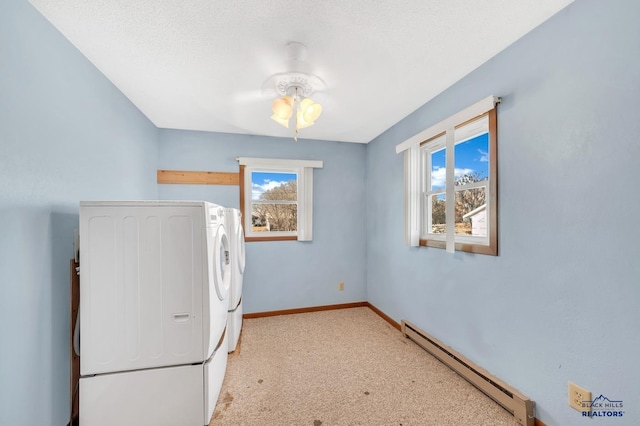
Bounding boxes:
[79,200,230,426]
[204,203,232,359]
[223,207,245,352]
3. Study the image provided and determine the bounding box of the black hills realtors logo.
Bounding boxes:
[581,394,624,418]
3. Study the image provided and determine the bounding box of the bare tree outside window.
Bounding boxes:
[454,172,486,235]
[252,178,298,232]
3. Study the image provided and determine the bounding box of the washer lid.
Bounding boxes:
[213,225,231,301]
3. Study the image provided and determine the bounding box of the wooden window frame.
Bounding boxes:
[238,157,322,243]
[419,108,498,255]
[240,165,298,242]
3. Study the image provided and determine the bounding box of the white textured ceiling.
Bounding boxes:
[29,0,573,143]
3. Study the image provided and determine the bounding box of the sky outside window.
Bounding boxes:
[251,172,297,200]
[430,133,489,188]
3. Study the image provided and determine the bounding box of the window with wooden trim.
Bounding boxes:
[398,96,499,255]
[238,157,322,242]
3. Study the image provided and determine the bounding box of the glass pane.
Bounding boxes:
[454,132,489,186]
[430,148,446,191]
[251,203,297,233]
[428,193,446,234]
[251,172,297,201]
[455,187,487,236]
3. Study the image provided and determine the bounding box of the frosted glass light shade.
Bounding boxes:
[271,93,322,132]
[296,110,315,129]
[271,114,290,128]
[272,96,293,120]
[299,98,322,122]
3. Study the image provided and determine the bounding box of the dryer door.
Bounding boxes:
[213,224,231,301]
[237,223,246,274]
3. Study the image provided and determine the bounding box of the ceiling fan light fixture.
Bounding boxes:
[265,42,326,140]
[270,87,322,133]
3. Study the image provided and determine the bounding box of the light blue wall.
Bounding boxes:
[0,1,159,425]
[366,1,640,425]
[158,130,368,314]
[4,0,638,425]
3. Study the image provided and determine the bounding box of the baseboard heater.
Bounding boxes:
[401,320,535,426]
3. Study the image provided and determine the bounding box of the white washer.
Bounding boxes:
[79,200,230,426]
[223,208,245,353]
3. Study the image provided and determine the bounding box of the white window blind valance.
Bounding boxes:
[237,157,323,169]
[404,145,421,247]
[395,96,500,154]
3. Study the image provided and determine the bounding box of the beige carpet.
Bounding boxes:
[211,307,516,426]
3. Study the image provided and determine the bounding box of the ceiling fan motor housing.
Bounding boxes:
[274,73,323,97]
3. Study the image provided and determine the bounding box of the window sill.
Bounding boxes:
[245,236,298,242]
[419,239,497,256]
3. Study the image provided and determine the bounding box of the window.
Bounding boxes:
[238,157,323,242]
[397,96,499,255]
[249,170,298,234]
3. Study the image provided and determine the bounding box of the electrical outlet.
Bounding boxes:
[338,282,344,291]
[568,382,591,413]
